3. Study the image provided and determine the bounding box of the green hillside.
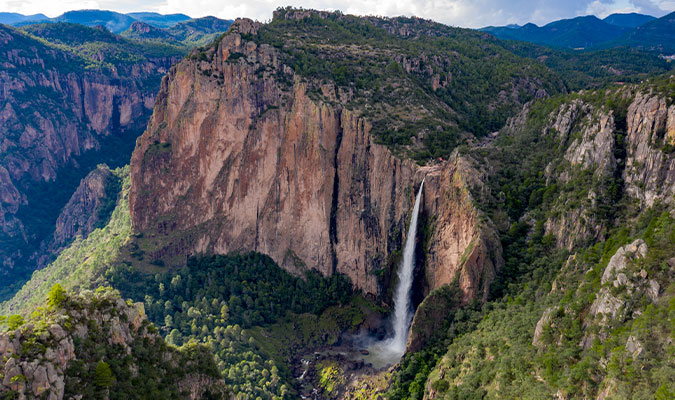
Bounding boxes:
[248,8,565,160]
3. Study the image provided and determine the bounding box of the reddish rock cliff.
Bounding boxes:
[130,20,502,305]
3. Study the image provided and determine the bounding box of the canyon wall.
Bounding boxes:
[530,87,675,250]
[129,20,502,303]
[0,24,176,282]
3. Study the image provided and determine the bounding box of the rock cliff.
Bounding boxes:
[50,166,119,250]
[502,83,675,250]
[0,286,231,399]
[129,18,503,307]
[623,90,675,207]
[0,24,176,287]
[421,77,675,400]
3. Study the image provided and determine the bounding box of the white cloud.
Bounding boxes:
[1,0,673,27]
[2,0,101,17]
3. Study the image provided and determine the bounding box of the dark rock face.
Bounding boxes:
[52,167,117,248]
[25,166,122,268]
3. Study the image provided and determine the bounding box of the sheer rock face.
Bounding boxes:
[0,24,176,278]
[624,92,675,207]
[129,20,502,302]
[528,90,675,250]
[420,156,502,302]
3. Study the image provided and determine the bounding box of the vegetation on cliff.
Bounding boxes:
[1,285,231,399]
[245,8,565,160]
[383,75,675,400]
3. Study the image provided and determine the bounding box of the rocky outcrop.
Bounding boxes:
[0,24,175,284]
[0,287,230,399]
[406,284,462,353]
[36,166,120,264]
[587,239,655,327]
[124,21,174,40]
[600,239,647,285]
[532,307,554,347]
[129,20,503,309]
[562,108,616,175]
[531,86,675,250]
[542,99,616,249]
[623,91,675,207]
[421,155,503,303]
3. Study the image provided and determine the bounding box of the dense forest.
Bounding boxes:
[106,253,360,399]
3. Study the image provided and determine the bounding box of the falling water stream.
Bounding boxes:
[364,178,425,368]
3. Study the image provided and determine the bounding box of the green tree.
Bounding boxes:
[47,283,67,309]
[95,361,114,388]
[166,329,182,346]
[656,385,674,400]
[220,304,230,321]
[7,315,24,330]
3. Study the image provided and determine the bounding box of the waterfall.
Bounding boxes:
[364,179,425,367]
[389,178,424,354]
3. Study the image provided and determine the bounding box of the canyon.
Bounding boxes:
[129,17,509,313]
[0,23,177,287]
[2,7,674,400]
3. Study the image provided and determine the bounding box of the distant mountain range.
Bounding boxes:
[122,16,233,47]
[0,9,211,33]
[481,11,675,52]
[602,12,655,28]
[0,12,48,24]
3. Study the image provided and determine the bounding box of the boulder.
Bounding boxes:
[532,307,554,347]
[601,239,646,285]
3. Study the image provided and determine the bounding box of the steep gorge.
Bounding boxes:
[0,24,178,289]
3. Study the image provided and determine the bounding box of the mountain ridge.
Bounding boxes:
[481,11,674,51]
[3,9,230,34]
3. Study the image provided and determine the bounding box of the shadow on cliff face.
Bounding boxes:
[1,126,143,303]
[413,205,432,310]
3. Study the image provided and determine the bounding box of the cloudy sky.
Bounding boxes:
[1,0,673,28]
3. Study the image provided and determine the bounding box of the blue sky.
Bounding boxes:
[1,0,673,28]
